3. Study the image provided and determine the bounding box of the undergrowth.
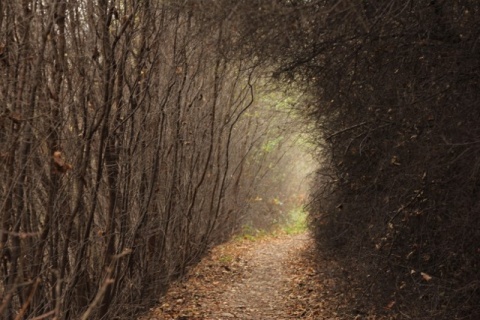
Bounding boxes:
[236,206,308,241]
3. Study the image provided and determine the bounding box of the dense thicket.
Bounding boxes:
[4,0,479,318]
[228,0,480,318]
[0,1,305,318]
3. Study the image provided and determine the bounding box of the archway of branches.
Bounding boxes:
[1,1,479,319]
[0,2,315,318]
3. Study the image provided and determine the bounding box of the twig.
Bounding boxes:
[0,290,14,316]
[388,190,423,224]
[0,281,38,317]
[31,310,55,320]
[79,248,132,320]
[14,278,41,320]
[54,270,62,319]
[326,121,369,141]
[398,310,413,319]
[79,269,115,320]
[0,230,41,238]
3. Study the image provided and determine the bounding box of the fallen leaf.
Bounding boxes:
[421,272,432,281]
[390,155,401,166]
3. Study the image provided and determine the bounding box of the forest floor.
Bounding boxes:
[138,232,399,320]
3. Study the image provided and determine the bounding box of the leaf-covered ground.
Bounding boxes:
[138,232,399,320]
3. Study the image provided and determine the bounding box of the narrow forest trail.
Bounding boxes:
[139,233,340,320]
[139,232,398,320]
[216,233,309,319]
[139,233,308,320]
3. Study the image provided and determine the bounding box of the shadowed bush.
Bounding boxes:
[227,0,480,318]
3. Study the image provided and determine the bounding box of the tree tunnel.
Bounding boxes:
[1,1,480,319]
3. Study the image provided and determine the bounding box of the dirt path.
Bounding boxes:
[139,233,397,320]
[217,233,309,319]
[139,233,310,319]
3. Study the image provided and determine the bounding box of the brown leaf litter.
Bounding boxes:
[138,232,399,320]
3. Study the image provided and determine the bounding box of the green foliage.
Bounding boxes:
[236,205,308,241]
[218,254,233,264]
[261,136,283,152]
[281,206,308,235]
[235,224,271,241]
